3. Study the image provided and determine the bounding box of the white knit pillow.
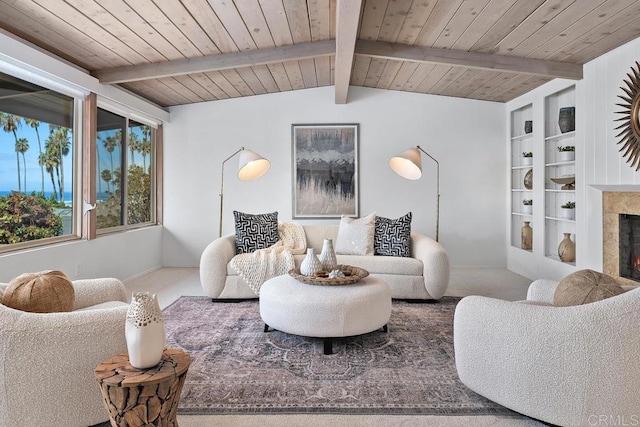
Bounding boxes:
[335,212,376,255]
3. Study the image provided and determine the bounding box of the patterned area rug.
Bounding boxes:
[164,297,515,416]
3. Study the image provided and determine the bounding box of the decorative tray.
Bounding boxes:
[289,265,369,286]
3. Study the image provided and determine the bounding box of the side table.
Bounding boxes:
[94,348,190,427]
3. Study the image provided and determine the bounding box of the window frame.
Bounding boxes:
[95,102,158,236]
[0,82,83,254]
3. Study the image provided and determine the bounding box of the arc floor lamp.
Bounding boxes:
[389,145,440,242]
[219,147,270,237]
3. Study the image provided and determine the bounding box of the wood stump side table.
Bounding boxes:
[94,348,190,427]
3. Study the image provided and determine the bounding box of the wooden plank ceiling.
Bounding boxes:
[0,0,639,107]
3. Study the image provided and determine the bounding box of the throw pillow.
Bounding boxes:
[2,270,75,313]
[335,212,376,255]
[553,269,625,307]
[234,211,279,254]
[374,212,412,257]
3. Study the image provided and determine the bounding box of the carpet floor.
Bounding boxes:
[164,296,518,417]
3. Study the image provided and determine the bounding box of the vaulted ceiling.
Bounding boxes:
[1,0,639,107]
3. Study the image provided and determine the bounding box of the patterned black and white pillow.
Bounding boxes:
[233,211,279,254]
[374,212,412,257]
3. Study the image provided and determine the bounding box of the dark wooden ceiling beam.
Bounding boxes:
[94,40,336,84]
[355,40,583,80]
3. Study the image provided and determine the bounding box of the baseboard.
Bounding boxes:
[122,265,162,284]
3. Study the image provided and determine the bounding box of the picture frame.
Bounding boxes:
[292,124,359,219]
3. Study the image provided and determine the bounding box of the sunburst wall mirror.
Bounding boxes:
[615,61,640,170]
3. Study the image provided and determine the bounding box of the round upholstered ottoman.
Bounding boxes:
[259,274,392,354]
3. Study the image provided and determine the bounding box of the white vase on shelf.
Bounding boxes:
[300,248,322,276]
[319,239,337,271]
[125,292,166,369]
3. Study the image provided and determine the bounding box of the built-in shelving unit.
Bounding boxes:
[544,86,576,265]
[506,79,581,280]
[510,104,533,251]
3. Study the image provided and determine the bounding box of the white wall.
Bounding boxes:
[583,36,640,270]
[0,227,162,282]
[162,86,506,268]
[506,35,640,279]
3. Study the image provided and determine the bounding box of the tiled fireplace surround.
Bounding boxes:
[603,191,640,286]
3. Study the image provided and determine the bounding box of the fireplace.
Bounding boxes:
[619,214,640,283]
[603,191,640,286]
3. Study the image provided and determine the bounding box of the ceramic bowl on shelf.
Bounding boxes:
[550,176,575,185]
[551,175,575,190]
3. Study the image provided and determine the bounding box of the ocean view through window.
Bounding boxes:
[0,72,76,248]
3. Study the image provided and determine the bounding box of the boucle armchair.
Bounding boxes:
[0,278,129,427]
[200,224,450,300]
[453,279,640,426]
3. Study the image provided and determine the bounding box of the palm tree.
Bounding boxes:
[128,131,140,165]
[140,126,152,172]
[1,113,23,191]
[103,133,119,173]
[47,127,70,200]
[24,118,44,193]
[15,138,29,192]
[101,169,112,193]
[38,151,57,198]
[44,134,61,200]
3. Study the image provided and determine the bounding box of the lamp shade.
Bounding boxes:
[389,147,422,180]
[237,149,270,181]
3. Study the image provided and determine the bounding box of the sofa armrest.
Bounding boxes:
[410,232,450,299]
[72,278,127,310]
[200,234,236,298]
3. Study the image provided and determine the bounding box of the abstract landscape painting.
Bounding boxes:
[292,124,358,218]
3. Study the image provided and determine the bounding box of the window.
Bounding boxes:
[96,107,155,231]
[0,71,77,248]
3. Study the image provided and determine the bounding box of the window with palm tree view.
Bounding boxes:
[0,72,75,246]
[96,107,154,230]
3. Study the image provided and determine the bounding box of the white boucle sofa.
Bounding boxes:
[454,279,640,426]
[200,224,450,300]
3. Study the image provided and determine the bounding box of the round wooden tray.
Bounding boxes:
[289,265,370,286]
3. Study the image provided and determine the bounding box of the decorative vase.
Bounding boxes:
[522,156,533,166]
[524,168,533,190]
[319,239,337,271]
[125,292,165,369]
[521,222,532,250]
[524,120,533,134]
[558,107,575,133]
[522,204,532,215]
[300,248,322,276]
[558,233,576,262]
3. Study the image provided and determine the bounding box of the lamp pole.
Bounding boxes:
[219,147,244,238]
[417,145,440,242]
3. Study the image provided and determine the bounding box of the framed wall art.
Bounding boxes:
[292,124,359,219]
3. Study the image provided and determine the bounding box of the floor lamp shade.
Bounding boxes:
[238,149,271,181]
[219,147,270,237]
[389,148,422,180]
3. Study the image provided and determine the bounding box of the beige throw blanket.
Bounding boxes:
[230,222,306,295]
